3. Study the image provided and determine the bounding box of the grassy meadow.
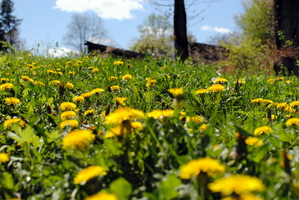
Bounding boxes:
[1,51,299,200]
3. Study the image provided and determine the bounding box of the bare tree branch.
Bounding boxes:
[63,12,110,53]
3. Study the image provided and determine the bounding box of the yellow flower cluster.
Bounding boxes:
[4,118,26,129]
[84,191,118,200]
[254,126,273,136]
[146,78,157,87]
[104,107,145,137]
[147,109,174,119]
[180,157,225,179]
[286,118,299,127]
[122,74,132,81]
[62,129,95,150]
[59,102,76,111]
[0,83,13,90]
[168,87,183,97]
[0,153,10,163]
[208,174,266,196]
[105,107,144,125]
[74,165,106,184]
[5,97,20,106]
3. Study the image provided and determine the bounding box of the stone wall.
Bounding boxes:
[189,42,228,64]
[84,41,145,59]
[85,41,227,63]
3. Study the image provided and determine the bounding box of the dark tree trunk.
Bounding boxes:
[274,0,299,75]
[174,0,189,61]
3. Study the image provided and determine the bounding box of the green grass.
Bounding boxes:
[0,51,299,200]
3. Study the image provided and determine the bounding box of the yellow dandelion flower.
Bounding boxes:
[47,69,56,74]
[72,96,85,103]
[234,79,246,85]
[254,126,273,136]
[91,68,99,73]
[91,88,104,95]
[196,89,208,94]
[111,85,120,91]
[60,111,77,120]
[5,97,20,106]
[74,165,107,184]
[186,115,204,124]
[62,129,95,150]
[1,78,9,82]
[276,102,288,109]
[60,102,76,111]
[284,105,295,113]
[245,137,263,146]
[105,123,132,138]
[21,75,34,82]
[199,124,208,132]
[81,92,93,99]
[109,76,118,81]
[276,77,284,81]
[114,61,124,65]
[4,118,26,129]
[290,101,299,107]
[104,107,145,125]
[146,78,157,87]
[213,77,228,83]
[146,109,174,119]
[0,83,13,90]
[286,118,299,127]
[0,152,10,163]
[122,74,133,81]
[131,121,143,130]
[207,84,225,93]
[34,81,45,86]
[64,82,74,89]
[251,98,264,103]
[267,79,275,84]
[168,87,183,97]
[60,119,79,129]
[286,80,292,84]
[208,174,266,196]
[179,157,225,179]
[115,97,127,106]
[51,80,61,86]
[69,71,76,75]
[84,109,95,116]
[84,191,118,200]
[221,193,264,200]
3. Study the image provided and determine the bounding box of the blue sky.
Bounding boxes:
[14,0,243,54]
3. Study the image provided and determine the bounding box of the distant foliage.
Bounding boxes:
[0,0,22,50]
[219,0,275,74]
[130,13,173,56]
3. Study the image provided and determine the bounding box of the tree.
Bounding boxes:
[130,13,173,56]
[148,0,219,61]
[0,0,22,50]
[234,0,274,47]
[63,12,109,54]
[174,0,188,61]
[274,0,299,75]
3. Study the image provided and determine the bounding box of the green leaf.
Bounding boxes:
[45,130,61,143]
[159,174,182,199]
[2,172,14,189]
[109,177,132,199]
[251,144,269,163]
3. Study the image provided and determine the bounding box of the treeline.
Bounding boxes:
[0,0,22,51]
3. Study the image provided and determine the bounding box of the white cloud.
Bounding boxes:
[53,0,144,20]
[47,47,79,57]
[200,25,232,34]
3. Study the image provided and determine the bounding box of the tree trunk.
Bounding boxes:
[274,0,299,75]
[174,0,189,61]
